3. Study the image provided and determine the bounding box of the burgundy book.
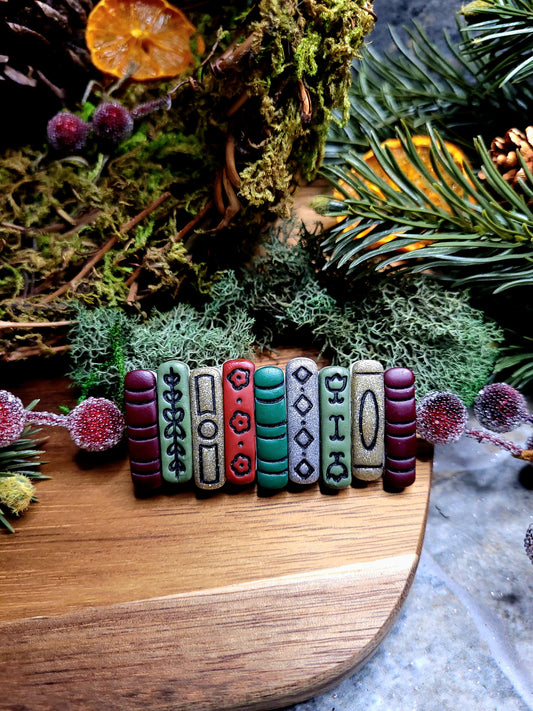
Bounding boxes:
[383,367,416,489]
[124,369,162,491]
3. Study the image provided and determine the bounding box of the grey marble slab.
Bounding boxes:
[282,418,533,711]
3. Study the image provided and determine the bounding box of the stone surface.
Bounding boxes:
[351,360,385,482]
[319,366,351,489]
[254,366,289,490]
[189,366,225,490]
[223,359,256,486]
[283,421,533,711]
[124,369,162,491]
[157,361,193,485]
[369,0,463,54]
[286,358,320,485]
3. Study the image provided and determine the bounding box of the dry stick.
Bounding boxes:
[5,344,71,362]
[126,280,139,306]
[40,192,171,304]
[225,134,242,189]
[180,200,214,250]
[0,319,76,329]
[124,265,142,289]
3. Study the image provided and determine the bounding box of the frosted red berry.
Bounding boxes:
[67,397,125,452]
[47,112,90,152]
[0,391,27,447]
[416,391,468,445]
[473,383,529,433]
[92,101,134,144]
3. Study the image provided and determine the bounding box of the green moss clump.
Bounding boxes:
[0,0,375,341]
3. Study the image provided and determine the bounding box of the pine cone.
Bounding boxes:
[0,0,98,147]
[481,126,533,189]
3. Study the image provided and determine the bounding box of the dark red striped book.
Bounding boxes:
[383,367,416,489]
[124,369,162,491]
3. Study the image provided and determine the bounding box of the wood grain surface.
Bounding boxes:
[0,350,431,711]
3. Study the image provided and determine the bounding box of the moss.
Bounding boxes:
[69,270,255,404]
[0,0,375,333]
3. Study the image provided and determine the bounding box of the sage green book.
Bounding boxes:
[157,361,193,484]
[319,366,351,489]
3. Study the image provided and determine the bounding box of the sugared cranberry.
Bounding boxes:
[473,383,529,433]
[92,101,134,144]
[67,397,125,452]
[416,391,468,445]
[47,112,90,152]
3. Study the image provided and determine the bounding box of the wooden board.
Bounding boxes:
[0,351,431,711]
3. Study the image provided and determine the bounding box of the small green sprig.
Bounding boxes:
[0,405,47,533]
[461,0,533,89]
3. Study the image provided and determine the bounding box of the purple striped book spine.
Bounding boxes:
[124,369,162,491]
[384,367,416,489]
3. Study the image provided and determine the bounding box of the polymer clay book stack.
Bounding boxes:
[124,358,417,495]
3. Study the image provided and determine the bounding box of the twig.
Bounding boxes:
[227,93,249,117]
[0,320,76,329]
[40,234,119,304]
[40,192,171,304]
[4,345,70,362]
[126,279,139,306]
[514,448,533,462]
[180,200,214,250]
[119,191,171,234]
[124,265,142,288]
[225,134,242,189]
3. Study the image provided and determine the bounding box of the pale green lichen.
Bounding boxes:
[69,235,503,406]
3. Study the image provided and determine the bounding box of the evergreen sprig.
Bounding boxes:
[320,125,533,292]
[0,412,47,533]
[326,22,532,158]
[460,0,533,88]
[326,24,478,156]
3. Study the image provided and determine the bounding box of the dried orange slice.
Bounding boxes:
[359,135,470,208]
[86,0,199,81]
[334,135,471,251]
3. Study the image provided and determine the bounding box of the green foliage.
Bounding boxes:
[320,125,533,291]
[69,237,503,407]
[326,18,533,158]
[0,414,47,533]
[461,0,533,88]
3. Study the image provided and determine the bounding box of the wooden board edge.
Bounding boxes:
[0,553,420,711]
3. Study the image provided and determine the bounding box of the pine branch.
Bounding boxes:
[494,341,533,389]
[320,125,533,291]
[460,0,533,88]
[326,20,533,161]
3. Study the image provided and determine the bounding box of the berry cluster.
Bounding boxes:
[47,95,169,154]
[417,383,533,566]
[416,382,532,456]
